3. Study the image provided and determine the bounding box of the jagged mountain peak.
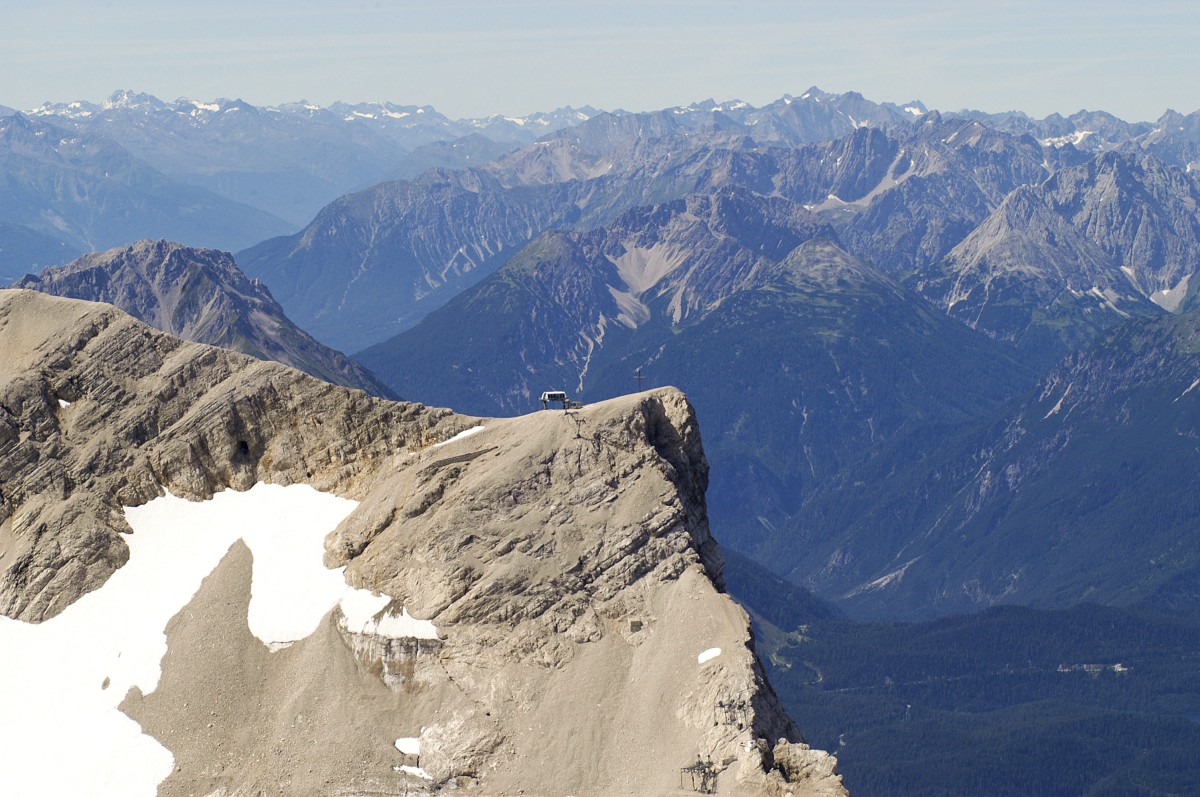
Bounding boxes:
[776,236,890,290]
[102,89,164,110]
[982,184,1068,229]
[912,178,1161,363]
[1041,149,1200,301]
[13,241,392,396]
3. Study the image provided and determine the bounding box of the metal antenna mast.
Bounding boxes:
[635,367,645,391]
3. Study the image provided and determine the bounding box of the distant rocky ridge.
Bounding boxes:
[12,240,393,397]
[237,109,1133,353]
[16,86,1200,352]
[912,148,1200,364]
[911,185,1163,365]
[812,305,1200,619]
[0,113,293,265]
[23,90,600,226]
[0,287,845,795]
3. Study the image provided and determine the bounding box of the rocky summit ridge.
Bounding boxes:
[0,288,844,796]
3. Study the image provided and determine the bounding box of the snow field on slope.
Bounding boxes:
[0,482,436,797]
[429,424,485,448]
[394,736,432,779]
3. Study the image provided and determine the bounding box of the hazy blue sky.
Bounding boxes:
[2,0,1197,121]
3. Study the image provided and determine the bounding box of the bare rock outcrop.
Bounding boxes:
[0,288,466,622]
[0,288,846,796]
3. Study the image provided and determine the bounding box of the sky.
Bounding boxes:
[2,0,1197,122]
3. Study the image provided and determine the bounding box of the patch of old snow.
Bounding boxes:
[341,603,439,640]
[1044,382,1073,419]
[1178,379,1200,401]
[398,764,433,779]
[846,558,921,597]
[57,398,71,408]
[0,482,357,797]
[339,588,390,627]
[1040,130,1094,148]
[396,737,421,755]
[698,647,721,664]
[430,425,485,448]
[1150,273,1192,313]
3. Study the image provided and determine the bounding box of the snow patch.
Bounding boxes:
[57,398,71,408]
[0,483,358,797]
[1044,382,1073,419]
[698,647,721,664]
[1040,130,1094,148]
[341,603,439,640]
[1150,272,1192,313]
[430,425,485,448]
[395,736,421,755]
[847,558,920,596]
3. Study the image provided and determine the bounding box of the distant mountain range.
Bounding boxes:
[0,113,293,269]
[20,90,599,226]
[236,101,1200,354]
[830,303,1200,618]
[8,85,1200,283]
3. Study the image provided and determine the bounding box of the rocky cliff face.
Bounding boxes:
[815,305,1200,619]
[13,239,392,397]
[0,288,844,796]
[912,186,1163,365]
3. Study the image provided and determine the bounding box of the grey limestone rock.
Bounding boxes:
[0,288,845,796]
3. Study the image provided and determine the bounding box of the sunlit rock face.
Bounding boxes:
[0,288,846,797]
